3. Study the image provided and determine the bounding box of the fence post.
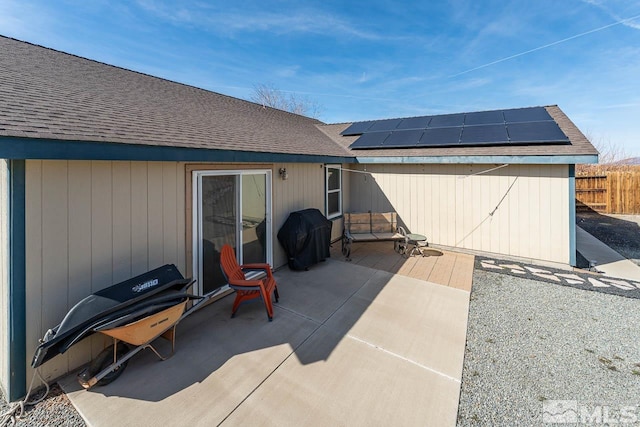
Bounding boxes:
[606,174,611,213]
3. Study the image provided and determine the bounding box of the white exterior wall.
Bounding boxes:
[347,164,570,264]
[0,160,9,396]
[24,159,343,383]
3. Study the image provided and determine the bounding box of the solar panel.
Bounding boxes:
[349,132,391,149]
[382,129,424,147]
[417,127,462,146]
[344,106,570,149]
[396,116,432,130]
[341,121,375,136]
[428,113,465,128]
[503,107,552,123]
[461,124,509,144]
[368,118,403,132]
[464,110,504,126]
[507,121,569,143]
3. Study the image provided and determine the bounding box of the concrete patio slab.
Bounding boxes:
[323,269,469,380]
[221,326,461,427]
[60,298,319,426]
[60,258,471,426]
[274,260,379,323]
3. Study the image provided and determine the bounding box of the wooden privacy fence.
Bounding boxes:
[576,172,640,214]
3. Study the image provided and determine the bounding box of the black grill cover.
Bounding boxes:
[277,208,332,270]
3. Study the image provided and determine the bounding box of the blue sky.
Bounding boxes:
[2,0,640,156]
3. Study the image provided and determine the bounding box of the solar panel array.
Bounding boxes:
[342,107,570,150]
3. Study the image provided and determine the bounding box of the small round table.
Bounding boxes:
[406,233,428,257]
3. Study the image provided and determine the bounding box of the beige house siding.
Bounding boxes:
[346,164,570,264]
[184,162,344,274]
[25,160,187,383]
[24,159,342,383]
[272,163,345,264]
[0,160,9,395]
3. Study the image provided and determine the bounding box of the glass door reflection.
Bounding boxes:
[195,170,271,296]
[200,174,237,295]
[241,174,267,264]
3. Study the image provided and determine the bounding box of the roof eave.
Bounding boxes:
[0,136,598,165]
[0,137,355,164]
[355,154,599,165]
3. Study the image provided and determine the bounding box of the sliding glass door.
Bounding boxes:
[193,170,272,295]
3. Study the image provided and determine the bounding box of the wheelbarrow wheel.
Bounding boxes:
[90,342,130,386]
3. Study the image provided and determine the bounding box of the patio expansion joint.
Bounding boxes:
[276,269,462,385]
[345,334,462,384]
[277,305,322,325]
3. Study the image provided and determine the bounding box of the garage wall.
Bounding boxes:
[347,164,570,264]
[0,160,9,396]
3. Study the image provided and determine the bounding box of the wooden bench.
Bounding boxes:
[341,212,408,260]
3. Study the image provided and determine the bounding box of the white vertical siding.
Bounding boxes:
[25,160,186,383]
[0,160,9,395]
[348,164,570,264]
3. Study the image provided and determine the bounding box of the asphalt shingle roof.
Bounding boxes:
[318,105,598,158]
[0,36,597,161]
[0,36,350,158]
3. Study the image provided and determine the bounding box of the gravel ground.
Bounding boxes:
[457,269,640,426]
[578,212,640,266]
[476,257,640,300]
[0,383,85,427]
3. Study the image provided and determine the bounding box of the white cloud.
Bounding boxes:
[134,0,384,40]
[451,12,640,78]
[582,0,640,30]
[597,102,640,110]
[0,0,52,40]
[357,72,369,84]
[449,77,492,91]
[275,65,300,78]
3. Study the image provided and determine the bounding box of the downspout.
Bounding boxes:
[568,164,576,266]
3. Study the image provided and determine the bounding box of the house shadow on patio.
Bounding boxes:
[60,256,471,426]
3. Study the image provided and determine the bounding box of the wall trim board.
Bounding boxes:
[8,159,26,401]
[0,137,353,164]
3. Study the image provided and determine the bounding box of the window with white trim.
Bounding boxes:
[325,164,342,219]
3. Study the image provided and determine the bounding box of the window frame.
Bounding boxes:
[325,164,342,220]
